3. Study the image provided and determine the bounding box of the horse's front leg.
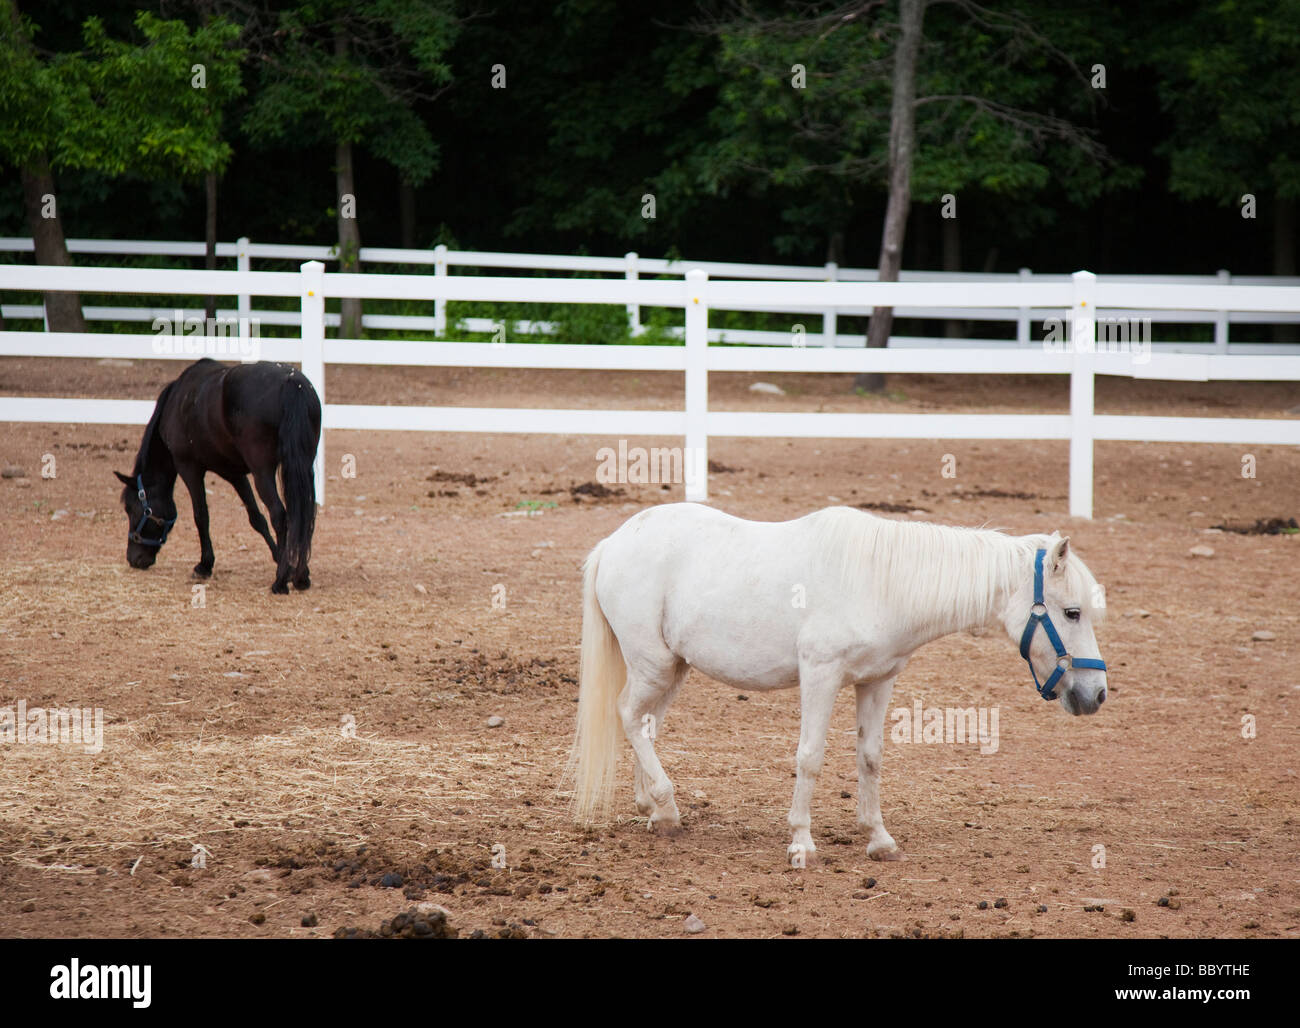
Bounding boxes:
[855,670,904,861]
[178,465,214,579]
[787,661,843,865]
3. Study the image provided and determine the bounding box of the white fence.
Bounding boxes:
[3,237,1300,352]
[2,258,1300,519]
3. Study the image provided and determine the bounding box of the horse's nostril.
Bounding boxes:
[1097,689,1107,705]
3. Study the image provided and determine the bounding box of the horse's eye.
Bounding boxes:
[1064,608,1081,622]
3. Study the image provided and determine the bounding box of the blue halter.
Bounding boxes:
[129,473,176,547]
[1018,548,1107,701]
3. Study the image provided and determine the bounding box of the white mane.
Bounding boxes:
[808,507,1104,634]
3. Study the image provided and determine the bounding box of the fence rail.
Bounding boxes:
[4,237,1300,351]
[2,257,1299,519]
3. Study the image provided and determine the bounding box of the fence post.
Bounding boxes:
[1017,267,1032,345]
[237,237,251,342]
[300,260,327,506]
[433,244,448,337]
[822,262,838,346]
[1214,268,1230,352]
[685,269,708,503]
[626,252,642,337]
[1069,270,1097,519]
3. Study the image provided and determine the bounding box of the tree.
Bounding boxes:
[73,11,244,317]
[1,0,88,331]
[693,0,1117,391]
[243,0,459,338]
[0,2,243,330]
[1148,0,1300,334]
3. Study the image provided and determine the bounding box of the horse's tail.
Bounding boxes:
[568,539,626,823]
[277,372,320,574]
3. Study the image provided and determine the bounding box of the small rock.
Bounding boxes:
[21,900,36,913]
[414,584,427,594]
[683,913,706,934]
[994,897,1008,909]
[1120,909,1136,922]
[380,872,404,889]
[1,466,26,478]
[50,509,71,521]
[249,912,266,925]
[748,382,786,396]
[1187,545,1215,558]
[486,715,504,728]
[1251,630,1276,642]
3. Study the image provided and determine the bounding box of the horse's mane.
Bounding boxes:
[809,507,1105,632]
[131,381,176,476]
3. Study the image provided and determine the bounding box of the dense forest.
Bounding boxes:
[2,0,1297,281]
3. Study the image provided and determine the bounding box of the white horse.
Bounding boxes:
[569,503,1107,862]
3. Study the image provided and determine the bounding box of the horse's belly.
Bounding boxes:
[666,604,801,691]
[688,655,800,692]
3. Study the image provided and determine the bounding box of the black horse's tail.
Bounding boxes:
[278,372,321,575]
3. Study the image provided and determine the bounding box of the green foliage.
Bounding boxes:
[0,3,244,178]
[1148,0,1300,202]
[242,0,458,186]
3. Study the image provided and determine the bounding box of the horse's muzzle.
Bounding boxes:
[128,549,157,570]
[1061,680,1107,716]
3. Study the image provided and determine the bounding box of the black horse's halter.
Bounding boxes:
[129,473,176,547]
[128,392,176,548]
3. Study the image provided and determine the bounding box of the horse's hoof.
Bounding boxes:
[868,846,905,862]
[648,818,682,836]
[787,842,817,868]
[292,575,311,591]
[270,581,289,595]
[192,565,212,579]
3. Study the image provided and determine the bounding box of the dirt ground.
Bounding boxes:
[0,357,1297,939]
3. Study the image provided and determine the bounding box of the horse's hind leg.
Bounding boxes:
[225,473,279,561]
[855,671,903,861]
[251,468,290,593]
[632,660,688,818]
[619,656,687,832]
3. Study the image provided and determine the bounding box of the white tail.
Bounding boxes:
[568,541,626,822]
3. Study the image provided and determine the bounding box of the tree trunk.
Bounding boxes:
[857,0,925,393]
[827,228,844,266]
[336,138,363,338]
[335,32,363,339]
[399,178,416,251]
[204,170,218,321]
[1275,194,1297,343]
[20,152,85,333]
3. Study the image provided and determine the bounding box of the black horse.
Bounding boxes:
[117,358,321,593]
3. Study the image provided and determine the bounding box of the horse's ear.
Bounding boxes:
[114,471,133,486]
[1048,535,1071,574]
